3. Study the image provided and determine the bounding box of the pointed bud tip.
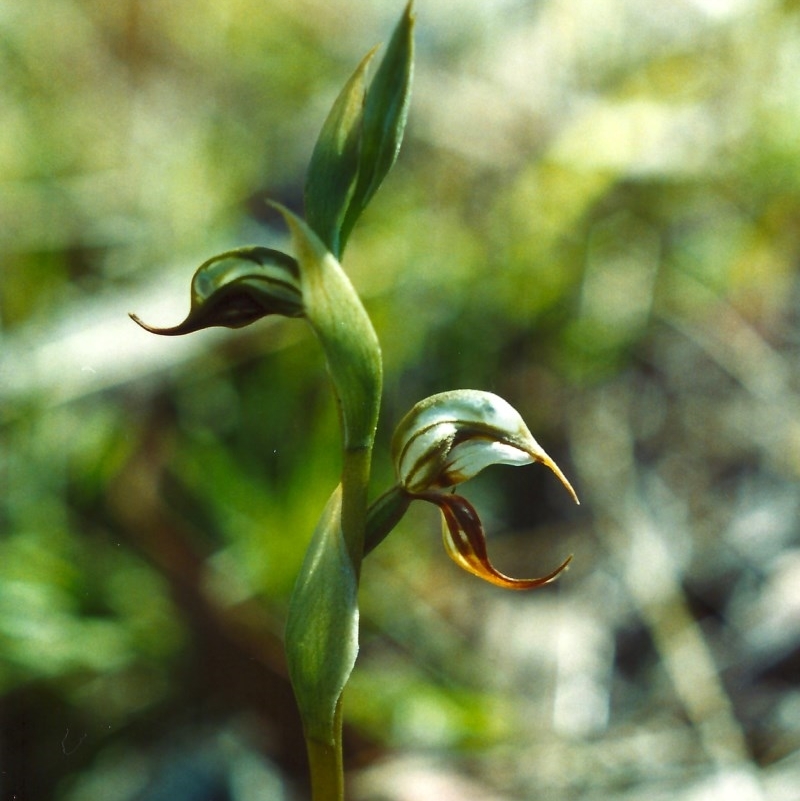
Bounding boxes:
[129,312,185,336]
[129,312,158,333]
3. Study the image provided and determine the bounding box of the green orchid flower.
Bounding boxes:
[376,390,579,589]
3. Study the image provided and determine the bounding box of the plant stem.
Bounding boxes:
[363,485,411,557]
[306,700,345,801]
[340,445,373,573]
[297,445,371,801]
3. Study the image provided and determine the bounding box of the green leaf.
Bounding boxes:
[271,203,382,452]
[129,246,303,335]
[304,50,376,258]
[303,2,415,257]
[339,1,415,250]
[285,485,359,744]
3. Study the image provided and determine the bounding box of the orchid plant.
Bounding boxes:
[131,4,578,799]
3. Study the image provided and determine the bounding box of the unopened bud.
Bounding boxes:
[130,246,303,335]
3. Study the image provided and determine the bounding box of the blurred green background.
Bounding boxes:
[2,0,800,799]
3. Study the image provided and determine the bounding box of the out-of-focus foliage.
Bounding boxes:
[2,0,800,799]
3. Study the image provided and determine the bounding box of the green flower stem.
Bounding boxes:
[341,445,373,572]
[274,205,383,798]
[296,449,370,801]
[131,7,415,798]
[363,485,411,557]
[306,700,345,801]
